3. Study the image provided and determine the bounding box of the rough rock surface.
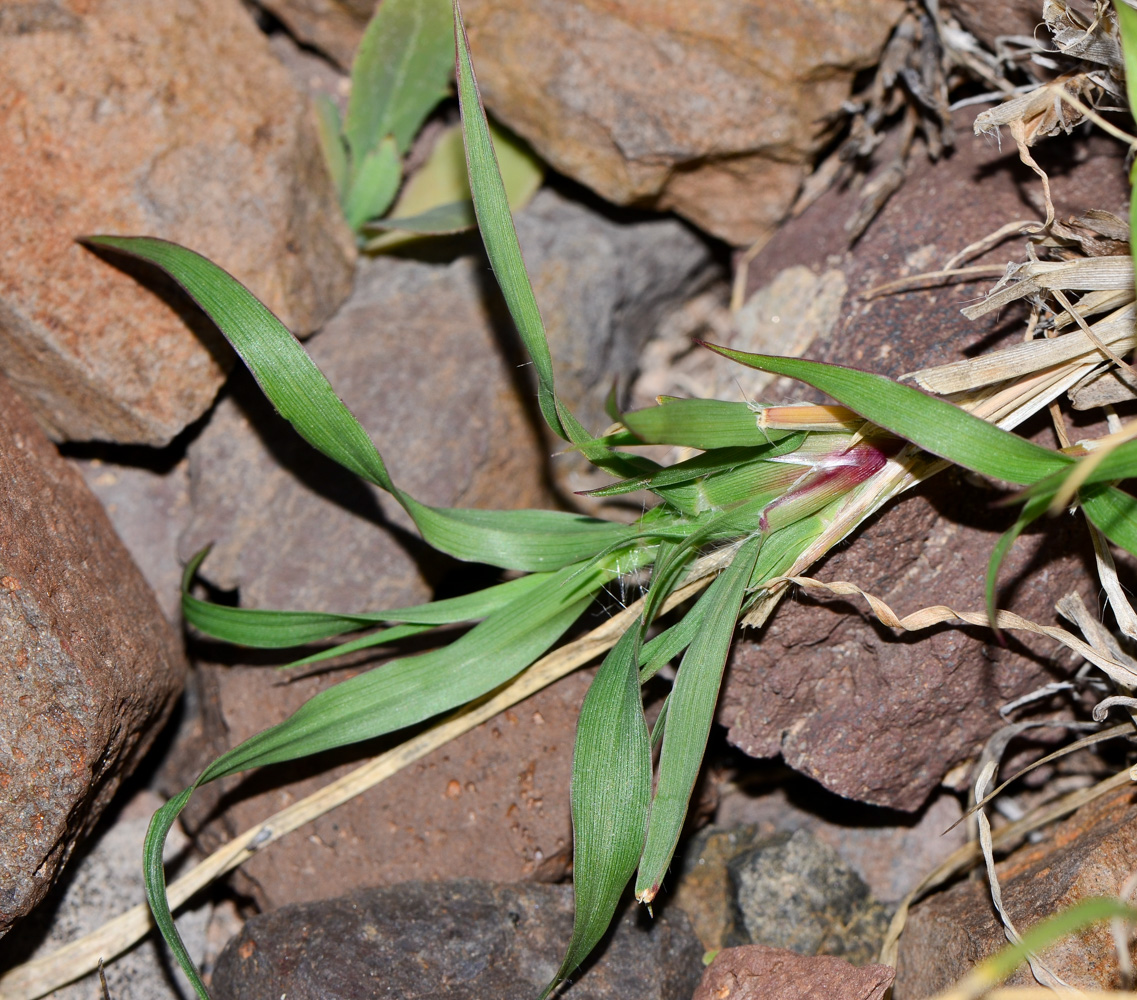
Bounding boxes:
[0,376,186,935]
[0,0,356,445]
[258,0,372,71]
[714,783,966,906]
[893,784,1137,996]
[211,880,704,999]
[672,786,964,950]
[174,664,591,910]
[718,116,1129,810]
[694,945,894,1000]
[514,188,715,440]
[723,830,891,964]
[459,0,906,245]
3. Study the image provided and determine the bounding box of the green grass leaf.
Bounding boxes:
[342,136,401,230]
[540,625,651,999]
[146,557,625,998]
[1083,484,1137,557]
[635,535,761,903]
[622,398,795,449]
[81,236,642,572]
[344,0,452,163]
[182,548,551,648]
[364,122,542,250]
[704,347,1071,485]
[453,0,644,478]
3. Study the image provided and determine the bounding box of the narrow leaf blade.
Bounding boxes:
[703,347,1070,485]
[541,625,651,998]
[635,536,761,902]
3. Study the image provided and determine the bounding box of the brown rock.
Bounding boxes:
[943,0,1043,48]
[694,945,894,1000]
[0,374,186,936]
[893,784,1137,996]
[0,0,356,446]
[258,0,372,70]
[458,0,905,245]
[718,114,1128,810]
[180,663,590,910]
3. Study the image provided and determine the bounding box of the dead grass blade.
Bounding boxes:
[769,575,1137,687]
[881,768,1135,970]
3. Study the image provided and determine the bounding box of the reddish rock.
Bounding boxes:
[718,114,1128,810]
[943,0,1044,48]
[893,784,1137,996]
[694,945,894,1000]
[0,375,186,935]
[178,663,591,910]
[457,0,906,245]
[0,0,356,445]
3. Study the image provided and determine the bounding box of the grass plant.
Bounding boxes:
[46,1,1137,997]
[315,0,540,243]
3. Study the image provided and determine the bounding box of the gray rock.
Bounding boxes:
[211,881,704,1000]
[725,830,891,965]
[514,187,716,437]
[0,375,186,935]
[0,0,355,445]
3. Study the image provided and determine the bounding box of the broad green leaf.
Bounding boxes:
[344,0,452,162]
[365,122,542,251]
[312,96,347,200]
[343,136,401,230]
[368,200,477,237]
[1018,438,1137,500]
[622,398,795,449]
[705,348,1071,486]
[639,602,706,681]
[80,237,636,572]
[635,535,761,902]
[540,625,651,999]
[144,791,202,997]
